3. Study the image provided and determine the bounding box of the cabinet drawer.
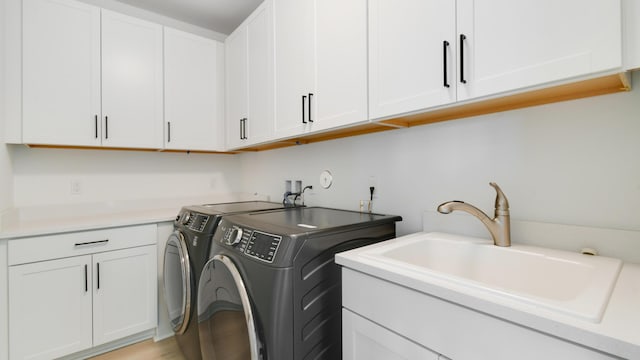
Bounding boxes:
[8,224,157,265]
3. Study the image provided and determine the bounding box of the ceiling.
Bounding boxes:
[115,0,263,34]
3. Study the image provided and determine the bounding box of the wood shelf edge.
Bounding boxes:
[25,144,238,154]
[380,73,630,128]
[23,72,632,154]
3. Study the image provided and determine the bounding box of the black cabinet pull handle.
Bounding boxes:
[167,122,171,142]
[302,95,307,124]
[308,93,313,123]
[105,116,109,139]
[74,239,109,247]
[443,41,450,88]
[240,118,248,140]
[460,34,467,84]
[94,115,98,139]
[84,264,88,292]
[97,262,100,290]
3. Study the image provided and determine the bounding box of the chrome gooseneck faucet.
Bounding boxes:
[437,182,511,247]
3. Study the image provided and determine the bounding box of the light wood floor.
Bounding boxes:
[89,337,186,360]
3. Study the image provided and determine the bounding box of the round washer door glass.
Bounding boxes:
[197,255,261,360]
[163,231,192,334]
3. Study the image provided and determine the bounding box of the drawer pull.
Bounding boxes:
[443,40,450,88]
[302,95,307,124]
[308,93,313,123]
[460,34,467,84]
[74,239,109,247]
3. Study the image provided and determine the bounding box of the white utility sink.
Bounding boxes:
[351,232,623,323]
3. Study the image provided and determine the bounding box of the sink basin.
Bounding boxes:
[353,232,622,323]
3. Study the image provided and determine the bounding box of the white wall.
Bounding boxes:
[1,0,11,357]
[239,71,640,237]
[0,0,14,213]
[11,147,242,207]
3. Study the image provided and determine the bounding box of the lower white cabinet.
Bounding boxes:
[9,255,93,360]
[8,225,157,360]
[342,268,619,360]
[343,309,439,360]
[92,246,157,346]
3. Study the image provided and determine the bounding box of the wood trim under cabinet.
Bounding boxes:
[380,73,631,128]
[22,72,631,154]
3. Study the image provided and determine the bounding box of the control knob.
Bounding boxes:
[225,226,243,246]
[182,212,192,225]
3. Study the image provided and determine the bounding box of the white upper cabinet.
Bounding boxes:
[21,0,163,149]
[369,0,623,120]
[22,0,101,146]
[101,10,163,149]
[164,27,224,151]
[313,0,368,132]
[273,0,367,139]
[273,0,313,138]
[369,0,456,120]
[623,0,640,70]
[225,25,249,149]
[225,0,275,149]
[456,0,622,101]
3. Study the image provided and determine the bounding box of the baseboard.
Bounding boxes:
[57,329,156,360]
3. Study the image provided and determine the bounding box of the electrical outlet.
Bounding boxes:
[368,176,377,198]
[368,176,377,188]
[70,180,82,195]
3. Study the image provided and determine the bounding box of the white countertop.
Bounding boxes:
[336,232,640,359]
[0,193,269,240]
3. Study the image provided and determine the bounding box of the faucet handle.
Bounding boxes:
[489,182,509,214]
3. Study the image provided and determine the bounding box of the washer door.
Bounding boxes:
[197,255,261,360]
[163,231,192,334]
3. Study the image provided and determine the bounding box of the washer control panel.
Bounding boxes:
[221,225,282,263]
[245,231,282,263]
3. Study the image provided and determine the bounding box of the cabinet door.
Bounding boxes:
[225,25,248,149]
[624,0,640,70]
[273,0,314,138]
[368,0,456,120]
[310,0,368,132]
[101,10,163,149]
[343,309,440,360]
[9,255,93,360]
[22,0,101,146]
[164,28,224,151]
[225,1,275,150]
[456,0,622,101]
[93,245,157,346]
[245,1,275,145]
